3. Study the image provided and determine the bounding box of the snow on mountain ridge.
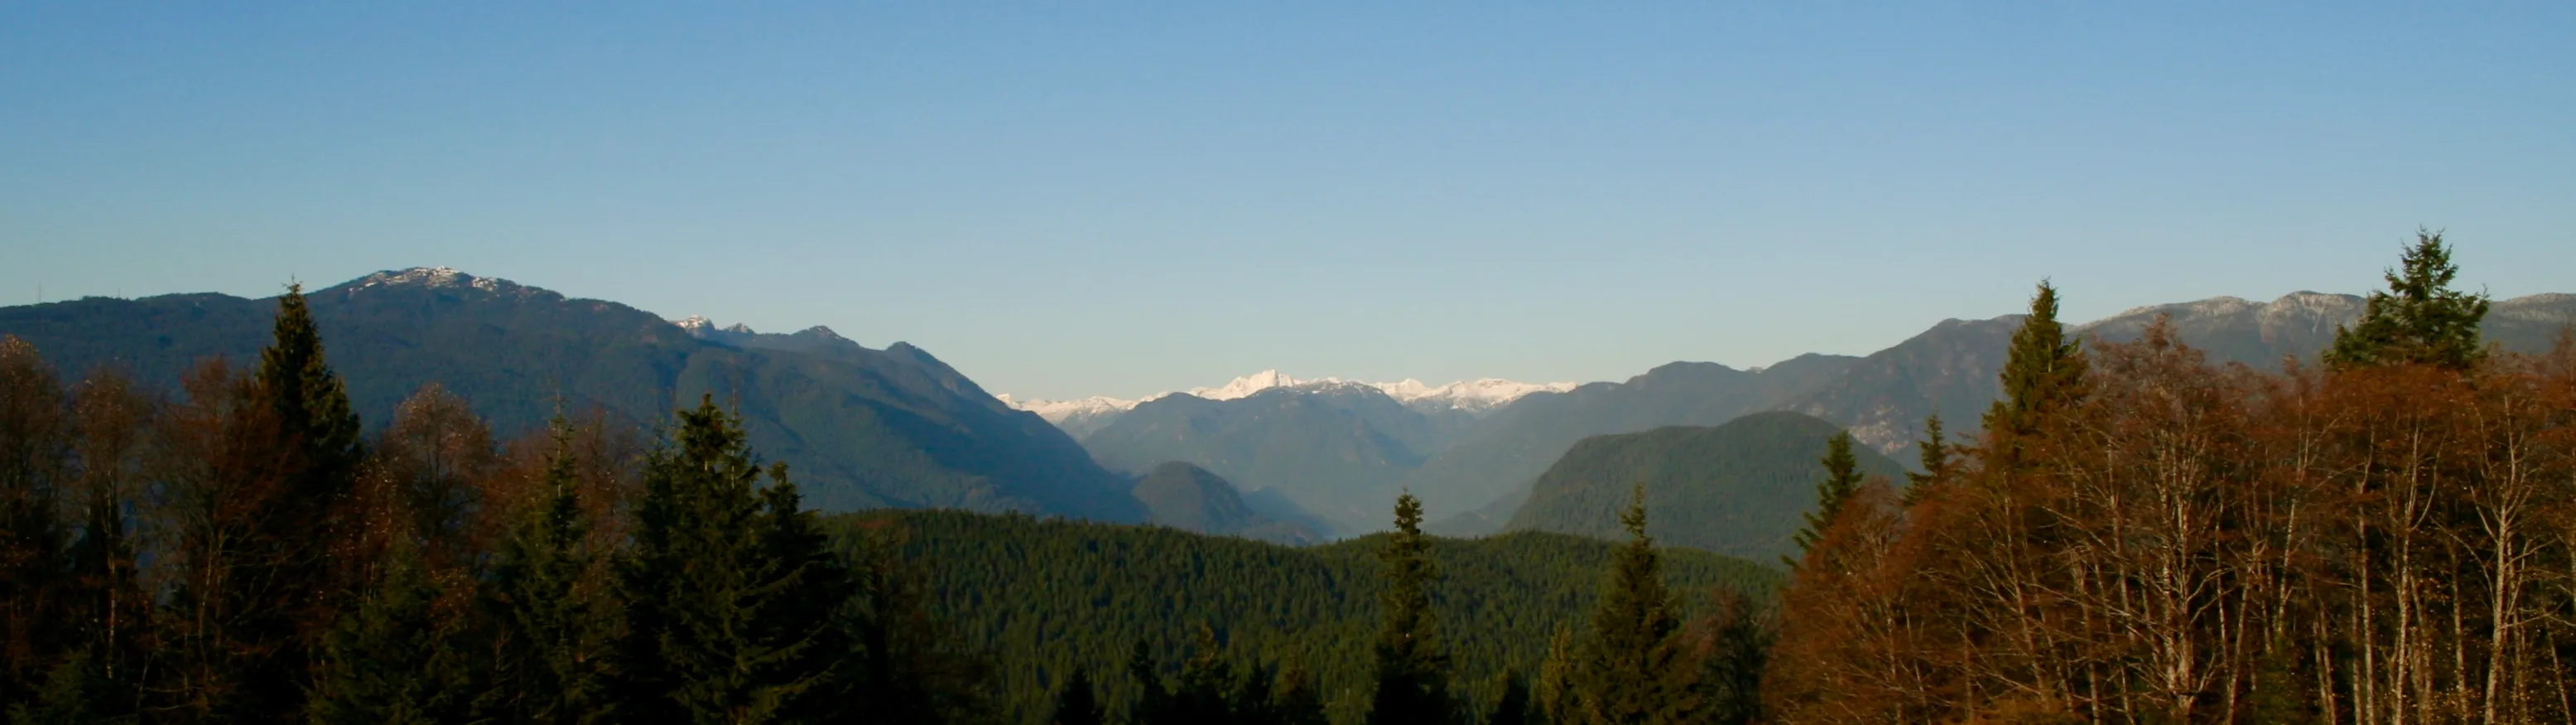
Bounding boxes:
[999,370,1582,423]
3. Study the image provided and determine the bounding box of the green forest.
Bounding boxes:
[4,231,2576,723]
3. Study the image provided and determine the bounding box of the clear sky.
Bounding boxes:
[6,2,2571,400]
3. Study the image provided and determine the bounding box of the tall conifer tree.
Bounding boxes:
[1572,486,1699,725]
[614,397,855,725]
[1901,415,1948,505]
[2324,230,2491,370]
[488,419,614,723]
[306,538,477,725]
[0,337,70,710]
[1789,431,1865,560]
[1047,668,1104,725]
[1368,492,1456,725]
[1984,281,2087,467]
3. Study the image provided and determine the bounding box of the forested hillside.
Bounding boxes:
[1505,412,1908,561]
[828,509,1780,724]
[0,268,1143,520]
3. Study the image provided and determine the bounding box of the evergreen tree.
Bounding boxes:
[1900,415,1948,505]
[0,337,70,710]
[614,397,855,725]
[1534,629,1576,725]
[487,420,614,723]
[1691,590,1770,725]
[1269,663,1330,725]
[232,283,369,718]
[1572,486,1699,725]
[1983,280,2088,467]
[1125,640,1172,725]
[2324,229,2492,371]
[1168,625,1237,723]
[1368,492,1456,725]
[306,539,476,725]
[1789,431,1865,561]
[1046,669,1103,725]
[1485,669,1534,725]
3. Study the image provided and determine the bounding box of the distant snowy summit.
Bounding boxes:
[1000,370,1582,425]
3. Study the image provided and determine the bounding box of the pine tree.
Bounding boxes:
[306,539,476,725]
[1984,281,2088,468]
[1692,590,1771,725]
[614,397,855,725]
[1126,640,1172,725]
[1789,431,1866,561]
[1572,486,1700,725]
[1368,492,1456,725]
[1485,669,1534,725]
[0,336,70,710]
[1047,668,1104,725]
[487,420,614,723]
[1900,415,1948,505]
[1535,629,1576,725]
[2324,229,2492,371]
[1270,663,1330,725]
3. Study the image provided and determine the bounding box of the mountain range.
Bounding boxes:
[0,267,1146,521]
[8,268,2570,549]
[1022,291,2576,539]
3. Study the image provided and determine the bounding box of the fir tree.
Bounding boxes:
[614,397,855,725]
[1572,486,1700,725]
[1269,663,1330,725]
[1900,415,1948,505]
[2324,229,2492,371]
[1368,492,1456,725]
[1983,280,2088,467]
[487,420,614,723]
[1692,590,1771,725]
[1485,669,1534,725]
[0,336,70,710]
[1047,668,1104,725]
[1789,431,1865,561]
[306,539,476,725]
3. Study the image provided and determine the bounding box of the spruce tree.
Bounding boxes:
[0,336,70,710]
[1900,415,1948,505]
[1368,492,1456,725]
[1047,669,1104,725]
[1572,486,1699,725]
[1692,591,1771,725]
[2324,230,2491,371]
[1270,664,1330,725]
[1485,669,1534,725]
[1983,281,2088,468]
[1789,431,1865,561]
[487,420,613,723]
[306,539,476,725]
[614,397,855,725]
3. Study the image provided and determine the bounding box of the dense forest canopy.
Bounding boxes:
[2,231,2573,724]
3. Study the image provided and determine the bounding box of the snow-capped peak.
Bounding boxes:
[344,267,542,297]
[672,315,714,331]
[1376,378,1579,411]
[1183,370,1348,401]
[999,370,1582,424]
[995,394,1143,423]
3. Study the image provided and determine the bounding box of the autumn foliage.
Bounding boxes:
[1772,249,2576,723]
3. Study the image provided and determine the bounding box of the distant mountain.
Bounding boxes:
[1504,411,1908,561]
[999,370,1576,437]
[1396,354,1864,524]
[1079,382,1471,534]
[1130,462,1322,544]
[0,267,1145,521]
[1789,292,2576,454]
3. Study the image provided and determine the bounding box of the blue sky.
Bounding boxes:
[6,2,2571,399]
